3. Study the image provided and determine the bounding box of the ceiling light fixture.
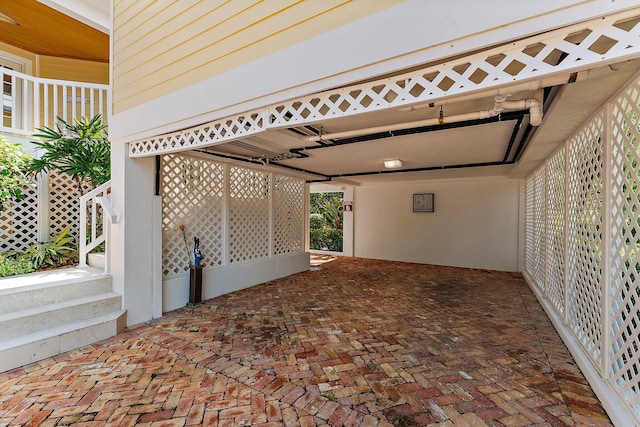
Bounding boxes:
[384,159,403,169]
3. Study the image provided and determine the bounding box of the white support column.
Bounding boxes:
[36,172,49,242]
[342,186,354,257]
[111,140,157,326]
[304,183,310,252]
[151,195,163,319]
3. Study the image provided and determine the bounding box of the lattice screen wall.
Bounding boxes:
[523,76,640,419]
[161,153,305,278]
[0,173,86,252]
[0,181,38,252]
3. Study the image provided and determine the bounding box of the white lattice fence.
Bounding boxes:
[273,175,305,256]
[524,176,535,276]
[523,77,640,421]
[161,153,305,278]
[229,167,270,264]
[0,172,88,253]
[533,167,547,292]
[161,154,225,275]
[48,171,92,239]
[610,79,640,413]
[546,148,566,316]
[0,182,38,252]
[567,112,604,363]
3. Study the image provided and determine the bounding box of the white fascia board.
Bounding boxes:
[111,0,637,142]
[37,0,111,33]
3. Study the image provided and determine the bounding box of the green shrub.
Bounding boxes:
[310,213,325,229]
[324,228,343,252]
[310,228,325,250]
[0,254,34,278]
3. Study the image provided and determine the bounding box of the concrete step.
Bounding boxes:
[0,292,122,340]
[88,252,105,269]
[0,267,126,373]
[0,267,111,314]
[0,310,126,372]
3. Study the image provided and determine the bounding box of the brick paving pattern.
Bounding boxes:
[0,257,612,426]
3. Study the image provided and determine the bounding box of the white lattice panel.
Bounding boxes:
[567,113,604,363]
[129,111,265,156]
[534,166,546,291]
[129,9,640,157]
[228,167,270,264]
[546,148,566,316]
[273,175,304,256]
[48,171,90,240]
[162,154,225,276]
[609,79,640,413]
[0,183,38,252]
[525,176,535,276]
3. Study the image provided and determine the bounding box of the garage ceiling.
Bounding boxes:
[199,58,640,184]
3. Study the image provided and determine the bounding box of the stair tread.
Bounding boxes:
[0,309,125,352]
[0,267,108,295]
[0,292,121,323]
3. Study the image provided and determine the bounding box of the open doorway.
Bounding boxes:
[309,191,343,253]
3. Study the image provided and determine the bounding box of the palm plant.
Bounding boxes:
[28,114,110,196]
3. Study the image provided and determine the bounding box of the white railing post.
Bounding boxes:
[78,181,116,274]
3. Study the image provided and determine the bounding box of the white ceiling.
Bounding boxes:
[200,58,640,185]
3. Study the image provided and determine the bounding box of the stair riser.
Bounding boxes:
[0,295,121,339]
[0,314,123,372]
[0,277,112,314]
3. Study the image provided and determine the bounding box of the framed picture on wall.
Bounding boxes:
[413,193,434,212]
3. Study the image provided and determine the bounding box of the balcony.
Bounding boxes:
[1,67,108,138]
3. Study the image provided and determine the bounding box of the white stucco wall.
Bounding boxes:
[353,177,520,271]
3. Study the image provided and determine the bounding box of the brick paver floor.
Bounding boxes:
[0,257,612,426]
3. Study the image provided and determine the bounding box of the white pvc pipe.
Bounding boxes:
[300,96,543,142]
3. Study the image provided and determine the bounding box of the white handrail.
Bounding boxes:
[79,181,116,274]
[0,67,108,137]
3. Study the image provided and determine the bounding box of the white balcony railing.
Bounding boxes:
[1,67,108,136]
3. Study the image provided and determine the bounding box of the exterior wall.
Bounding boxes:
[353,178,520,272]
[109,0,634,143]
[111,0,402,114]
[37,55,108,84]
[0,42,107,83]
[0,42,35,71]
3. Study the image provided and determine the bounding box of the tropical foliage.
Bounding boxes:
[0,254,34,278]
[310,192,343,252]
[28,114,110,196]
[0,136,33,211]
[3,228,77,271]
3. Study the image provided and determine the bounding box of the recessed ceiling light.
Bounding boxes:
[384,159,403,169]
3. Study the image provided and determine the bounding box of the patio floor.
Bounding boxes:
[0,257,612,426]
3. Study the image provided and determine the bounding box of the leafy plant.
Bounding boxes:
[24,228,77,269]
[309,192,343,251]
[28,114,110,196]
[0,254,34,278]
[310,213,325,229]
[0,136,33,211]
